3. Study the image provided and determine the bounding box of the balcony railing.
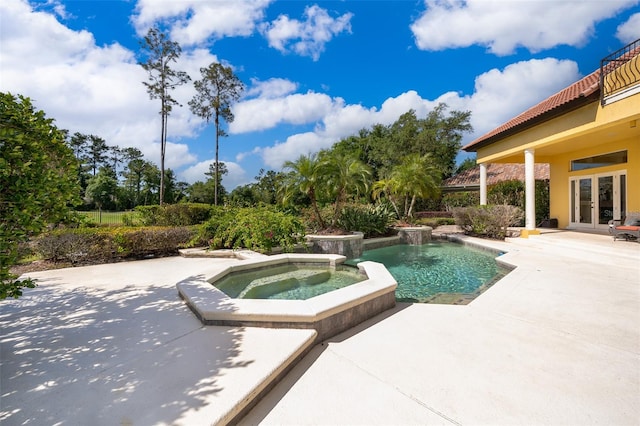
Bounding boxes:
[600,38,640,106]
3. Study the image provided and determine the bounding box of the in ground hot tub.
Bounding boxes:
[177,253,397,342]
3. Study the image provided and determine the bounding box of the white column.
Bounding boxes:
[524,149,536,230]
[479,163,487,205]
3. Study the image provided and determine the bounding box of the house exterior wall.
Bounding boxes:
[474,90,639,229]
[549,137,639,228]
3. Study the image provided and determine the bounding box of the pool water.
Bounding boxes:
[213,264,366,300]
[346,241,509,304]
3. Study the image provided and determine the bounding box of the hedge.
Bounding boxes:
[34,226,198,265]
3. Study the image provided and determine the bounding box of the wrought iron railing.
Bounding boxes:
[600,38,640,105]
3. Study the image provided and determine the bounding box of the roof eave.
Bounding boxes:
[463,90,600,153]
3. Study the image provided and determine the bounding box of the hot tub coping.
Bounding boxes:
[177,253,397,341]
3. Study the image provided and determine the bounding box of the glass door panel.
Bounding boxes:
[598,176,614,225]
[570,172,626,229]
[579,178,592,225]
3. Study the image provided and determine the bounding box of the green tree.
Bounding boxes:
[418,105,472,177]
[319,151,372,227]
[204,161,228,201]
[188,181,214,204]
[188,162,228,204]
[139,26,190,205]
[455,157,477,174]
[85,135,109,176]
[280,153,325,229]
[162,168,184,204]
[228,184,258,207]
[229,169,284,207]
[141,162,161,205]
[253,169,282,205]
[109,145,124,172]
[330,105,472,180]
[121,148,149,208]
[189,63,244,205]
[85,166,118,211]
[67,132,92,198]
[373,154,441,219]
[0,92,80,298]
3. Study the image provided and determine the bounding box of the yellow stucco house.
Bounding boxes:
[464,39,639,236]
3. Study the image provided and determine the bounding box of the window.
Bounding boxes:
[571,150,627,171]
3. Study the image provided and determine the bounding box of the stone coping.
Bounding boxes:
[177,253,397,338]
[305,231,364,241]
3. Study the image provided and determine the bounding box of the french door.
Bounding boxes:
[570,171,626,229]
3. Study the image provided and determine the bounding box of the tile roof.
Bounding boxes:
[463,71,601,151]
[464,41,640,152]
[443,163,550,189]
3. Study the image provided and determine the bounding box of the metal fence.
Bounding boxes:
[80,211,127,225]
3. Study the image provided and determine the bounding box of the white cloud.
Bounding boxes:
[0,0,209,173]
[616,12,640,44]
[246,78,298,98]
[180,159,248,188]
[260,4,353,60]
[464,58,581,136]
[231,91,336,133]
[411,0,637,55]
[251,58,582,169]
[260,132,331,168]
[132,0,273,46]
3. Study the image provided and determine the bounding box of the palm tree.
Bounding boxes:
[280,153,326,229]
[373,154,441,219]
[319,151,372,227]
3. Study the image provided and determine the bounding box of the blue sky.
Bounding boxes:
[2,0,639,189]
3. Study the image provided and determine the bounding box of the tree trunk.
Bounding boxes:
[214,113,219,206]
[159,98,166,205]
[407,195,417,218]
[309,187,325,229]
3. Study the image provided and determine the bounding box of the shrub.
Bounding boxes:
[414,217,456,227]
[488,179,550,225]
[33,226,196,264]
[335,203,396,238]
[198,206,305,253]
[488,180,525,207]
[300,205,333,234]
[442,191,480,209]
[34,228,113,263]
[452,205,523,240]
[414,211,454,219]
[134,203,212,226]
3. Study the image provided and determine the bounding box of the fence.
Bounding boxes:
[79,210,128,225]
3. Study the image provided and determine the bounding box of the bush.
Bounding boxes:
[488,179,550,225]
[134,203,213,226]
[414,217,456,227]
[300,205,334,234]
[198,206,305,253]
[442,191,480,209]
[335,203,396,238]
[34,226,196,264]
[452,205,523,240]
[488,180,525,207]
[414,211,454,219]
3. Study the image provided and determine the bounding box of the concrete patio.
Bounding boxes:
[1,230,638,425]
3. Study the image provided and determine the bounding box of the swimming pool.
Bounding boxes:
[346,240,510,304]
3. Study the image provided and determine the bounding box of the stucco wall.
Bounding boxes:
[474,90,639,229]
[549,137,639,228]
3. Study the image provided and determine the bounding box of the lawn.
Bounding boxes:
[79,210,127,225]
